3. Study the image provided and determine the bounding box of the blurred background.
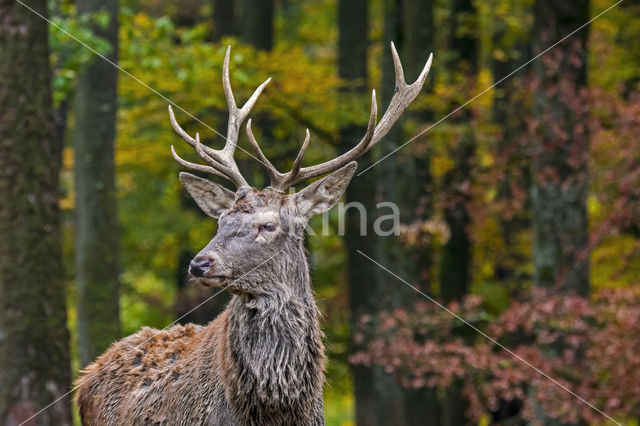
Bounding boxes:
[1,0,640,424]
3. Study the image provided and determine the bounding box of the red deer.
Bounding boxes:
[75,44,432,425]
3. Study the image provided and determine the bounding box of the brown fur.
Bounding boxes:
[74,165,358,425]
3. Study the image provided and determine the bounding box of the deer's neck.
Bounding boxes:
[220,255,325,423]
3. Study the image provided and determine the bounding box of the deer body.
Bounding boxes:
[76,189,326,426]
[76,45,431,425]
[76,262,325,426]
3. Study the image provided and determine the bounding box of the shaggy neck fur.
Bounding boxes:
[220,243,326,425]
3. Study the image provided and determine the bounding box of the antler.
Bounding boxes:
[169,46,271,188]
[171,43,432,192]
[248,42,433,192]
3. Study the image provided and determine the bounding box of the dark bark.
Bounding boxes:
[448,0,478,71]
[439,151,473,305]
[379,0,440,424]
[338,0,368,82]
[212,0,235,41]
[338,1,409,425]
[440,0,477,304]
[74,0,120,366]
[531,0,590,296]
[342,143,407,426]
[379,0,408,276]
[490,11,532,290]
[404,0,436,292]
[54,100,70,150]
[439,0,478,424]
[241,0,274,180]
[0,1,72,424]
[241,0,273,51]
[50,5,72,147]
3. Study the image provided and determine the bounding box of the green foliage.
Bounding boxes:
[49,2,112,106]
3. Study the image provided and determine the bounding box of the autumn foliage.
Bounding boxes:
[351,286,640,423]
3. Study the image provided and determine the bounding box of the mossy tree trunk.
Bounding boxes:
[0,0,72,424]
[74,0,120,366]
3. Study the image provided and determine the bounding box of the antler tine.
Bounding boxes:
[170,145,226,178]
[168,105,219,159]
[170,46,271,188]
[171,43,431,191]
[277,43,432,189]
[246,119,313,192]
[371,42,433,145]
[169,106,248,187]
[391,41,406,87]
[272,89,377,189]
[192,132,235,176]
[246,119,281,183]
[290,129,310,180]
[222,46,272,157]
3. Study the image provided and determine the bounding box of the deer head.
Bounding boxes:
[170,45,432,297]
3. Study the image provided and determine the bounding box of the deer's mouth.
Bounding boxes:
[195,273,232,287]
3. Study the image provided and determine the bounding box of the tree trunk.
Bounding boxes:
[440,0,477,305]
[489,9,532,424]
[440,0,478,424]
[241,0,273,51]
[377,0,441,424]
[379,0,410,284]
[617,0,640,98]
[240,0,274,183]
[530,1,589,423]
[338,1,407,425]
[0,1,72,424]
[74,0,120,367]
[399,0,433,267]
[212,0,235,41]
[491,23,531,289]
[403,0,440,422]
[529,4,589,425]
[531,0,589,296]
[489,0,537,298]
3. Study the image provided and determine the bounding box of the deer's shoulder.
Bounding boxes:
[96,323,204,372]
[75,323,206,422]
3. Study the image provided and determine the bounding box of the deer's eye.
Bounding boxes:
[260,222,277,232]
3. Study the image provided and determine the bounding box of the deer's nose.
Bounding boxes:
[190,256,214,277]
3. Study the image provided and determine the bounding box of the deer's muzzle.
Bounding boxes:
[189,252,231,285]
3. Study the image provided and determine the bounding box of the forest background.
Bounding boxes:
[1,0,639,425]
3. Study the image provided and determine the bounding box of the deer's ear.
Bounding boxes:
[295,162,357,218]
[179,172,236,218]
